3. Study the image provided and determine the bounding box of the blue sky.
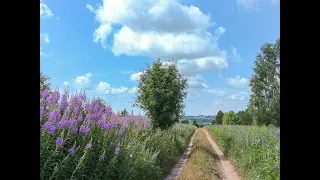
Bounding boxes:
[40,0,279,115]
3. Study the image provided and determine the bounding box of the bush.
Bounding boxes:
[192,120,199,128]
[135,59,188,130]
[205,125,280,180]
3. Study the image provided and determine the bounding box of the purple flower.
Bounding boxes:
[109,142,113,146]
[68,147,75,155]
[72,126,78,134]
[99,154,105,160]
[115,144,121,155]
[47,109,61,122]
[56,137,64,146]
[46,91,60,105]
[85,143,92,150]
[56,120,68,129]
[79,125,91,136]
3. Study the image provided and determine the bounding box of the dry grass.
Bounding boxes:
[178,129,223,180]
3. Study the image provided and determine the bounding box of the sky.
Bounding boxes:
[40,0,280,116]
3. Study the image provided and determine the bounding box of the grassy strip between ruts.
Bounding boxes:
[178,129,223,180]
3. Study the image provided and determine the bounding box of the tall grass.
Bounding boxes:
[40,89,196,180]
[205,125,280,180]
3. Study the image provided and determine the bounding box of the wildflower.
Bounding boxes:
[56,137,64,146]
[115,144,121,155]
[99,154,105,160]
[109,142,113,146]
[68,147,75,155]
[85,143,92,150]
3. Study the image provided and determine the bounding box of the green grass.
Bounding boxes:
[205,125,280,180]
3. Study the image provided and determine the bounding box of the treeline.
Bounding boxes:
[212,109,253,125]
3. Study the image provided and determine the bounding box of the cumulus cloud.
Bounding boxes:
[88,0,228,71]
[130,72,143,81]
[73,73,93,89]
[96,81,136,95]
[187,75,208,89]
[177,56,228,76]
[40,0,54,19]
[225,76,249,88]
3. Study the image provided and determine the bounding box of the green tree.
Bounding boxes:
[40,72,51,91]
[222,111,239,125]
[237,109,253,125]
[192,120,199,127]
[135,59,188,130]
[248,38,280,126]
[121,109,128,116]
[215,110,224,124]
[181,120,189,124]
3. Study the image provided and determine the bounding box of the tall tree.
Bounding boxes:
[135,59,188,130]
[222,111,239,125]
[214,110,224,124]
[237,109,253,125]
[40,72,51,91]
[248,38,280,126]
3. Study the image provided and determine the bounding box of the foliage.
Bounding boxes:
[192,120,199,128]
[215,110,224,124]
[135,59,188,130]
[121,109,128,117]
[40,88,196,180]
[40,72,51,91]
[181,120,190,124]
[248,38,280,126]
[205,125,280,180]
[237,109,253,125]
[222,111,239,125]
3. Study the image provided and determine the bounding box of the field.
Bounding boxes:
[40,89,196,180]
[205,125,280,180]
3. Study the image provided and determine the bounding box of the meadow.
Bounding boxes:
[205,125,280,180]
[40,89,196,180]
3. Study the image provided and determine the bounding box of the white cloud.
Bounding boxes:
[207,89,227,97]
[96,81,136,95]
[230,47,243,62]
[226,92,249,101]
[63,81,70,86]
[130,72,143,81]
[128,87,138,94]
[188,75,208,89]
[215,27,226,39]
[86,4,95,13]
[40,33,50,57]
[40,33,50,44]
[88,0,227,63]
[225,75,249,88]
[73,73,93,89]
[177,56,228,76]
[40,0,54,19]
